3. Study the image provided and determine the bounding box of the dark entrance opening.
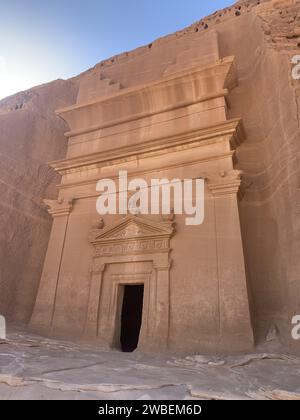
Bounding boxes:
[120,285,144,352]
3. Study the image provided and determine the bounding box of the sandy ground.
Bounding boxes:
[0,329,299,400]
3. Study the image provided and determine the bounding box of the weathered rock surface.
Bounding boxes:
[0,329,299,400]
[1,0,300,354]
[0,80,79,322]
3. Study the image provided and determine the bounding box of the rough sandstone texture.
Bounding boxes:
[0,80,79,322]
[1,0,300,352]
[1,330,300,399]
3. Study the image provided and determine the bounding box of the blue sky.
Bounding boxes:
[0,0,234,99]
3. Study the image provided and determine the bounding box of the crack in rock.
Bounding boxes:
[246,387,300,400]
[28,378,184,394]
[39,362,105,376]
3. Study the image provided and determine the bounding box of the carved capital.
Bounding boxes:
[43,197,74,217]
[153,259,173,271]
[90,263,106,275]
[207,170,242,198]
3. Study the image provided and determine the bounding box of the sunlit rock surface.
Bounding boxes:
[0,328,299,400]
[0,0,300,355]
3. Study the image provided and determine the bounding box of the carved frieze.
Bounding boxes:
[94,238,170,257]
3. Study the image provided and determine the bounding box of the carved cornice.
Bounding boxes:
[63,90,229,139]
[58,57,235,115]
[56,56,236,138]
[50,119,244,177]
[43,198,74,217]
[207,170,242,197]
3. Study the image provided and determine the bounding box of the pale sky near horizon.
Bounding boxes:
[0,0,234,100]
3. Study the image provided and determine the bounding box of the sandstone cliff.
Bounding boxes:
[0,80,79,322]
[1,0,300,352]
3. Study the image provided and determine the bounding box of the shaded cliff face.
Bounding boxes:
[221,0,300,352]
[1,0,300,352]
[0,79,79,322]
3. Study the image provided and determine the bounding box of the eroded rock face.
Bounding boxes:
[224,0,300,353]
[0,79,79,322]
[1,0,300,353]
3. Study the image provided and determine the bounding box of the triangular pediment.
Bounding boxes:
[90,215,174,243]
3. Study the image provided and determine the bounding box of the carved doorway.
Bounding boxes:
[87,215,175,351]
[119,284,144,352]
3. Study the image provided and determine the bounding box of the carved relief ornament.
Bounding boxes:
[88,215,175,257]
